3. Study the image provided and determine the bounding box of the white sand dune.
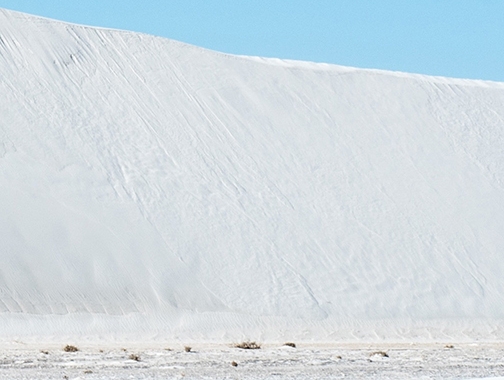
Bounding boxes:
[1,8,504,342]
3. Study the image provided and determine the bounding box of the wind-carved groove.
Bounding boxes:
[53,49,85,68]
[0,35,7,56]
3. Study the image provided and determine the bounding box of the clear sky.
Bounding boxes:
[1,1,503,82]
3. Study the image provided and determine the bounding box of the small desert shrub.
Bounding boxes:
[63,345,79,352]
[184,346,192,352]
[40,350,49,355]
[445,344,454,349]
[283,342,296,348]
[370,351,388,358]
[83,370,93,374]
[235,341,261,349]
[129,353,141,361]
[231,361,238,367]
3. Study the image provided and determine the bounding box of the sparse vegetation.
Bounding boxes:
[231,361,238,367]
[63,345,79,352]
[40,350,49,355]
[129,353,141,362]
[235,341,261,349]
[283,342,296,348]
[445,344,454,349]
[184,346,192,352]
[83,370,93,374]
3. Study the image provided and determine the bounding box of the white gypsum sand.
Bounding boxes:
[1,342,504,379]
[1,8,504,346]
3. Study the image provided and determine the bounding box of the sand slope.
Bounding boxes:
[1,8,504,341]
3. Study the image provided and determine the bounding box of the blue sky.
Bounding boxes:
[1,1,503,82]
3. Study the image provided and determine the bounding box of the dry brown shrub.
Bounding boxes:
[370,351,389,358]
[63,345,79,352]
[129,353,141,361]
[235,341,261,349]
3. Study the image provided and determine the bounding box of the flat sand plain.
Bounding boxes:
[1,342,504,379]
